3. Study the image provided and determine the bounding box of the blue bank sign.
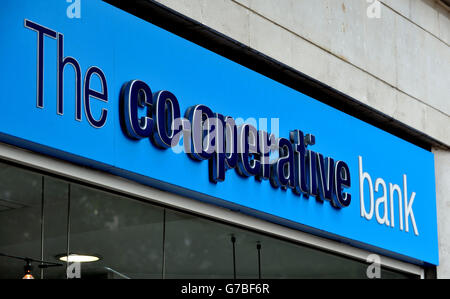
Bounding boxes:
[0,0,438,265]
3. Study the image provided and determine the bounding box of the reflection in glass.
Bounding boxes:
[164,210,235,279]
[69,184,164,279]
[0,163,42,279]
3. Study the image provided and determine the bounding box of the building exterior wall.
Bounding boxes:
[434,149,450,278]
[154,0,450,277]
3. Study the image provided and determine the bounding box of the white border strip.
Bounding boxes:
[0,142,424,278]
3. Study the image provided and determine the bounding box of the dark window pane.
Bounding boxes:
[163,210,417,279]
[0,163,42,279]
[164,210,235,279]
[42,176,69,279]
[0,160,419,279]
[69,184,164,279]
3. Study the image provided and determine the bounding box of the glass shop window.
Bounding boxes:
[0,161,418,279]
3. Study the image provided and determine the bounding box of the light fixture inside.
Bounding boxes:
[22,260,34,279]
[57,254,100,263]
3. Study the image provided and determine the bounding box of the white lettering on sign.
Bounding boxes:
[359,156,419,236]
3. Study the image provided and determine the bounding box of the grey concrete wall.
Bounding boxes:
[434,149,450,278]
[154,0,450,277]
[156,0,449,147]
